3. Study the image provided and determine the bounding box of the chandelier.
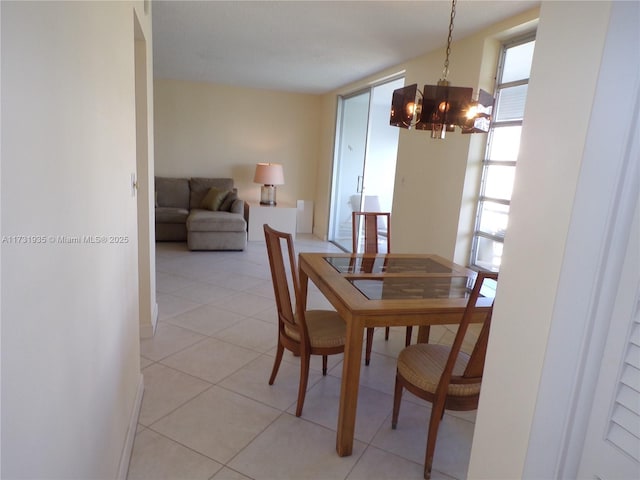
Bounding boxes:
[389,0,494,139]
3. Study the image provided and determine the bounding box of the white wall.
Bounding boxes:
[522,2,639,476]
[154,79,321,209]
[468,1,624,477]
[1,1,150,477]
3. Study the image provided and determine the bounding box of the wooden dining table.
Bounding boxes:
[297,252,494,457]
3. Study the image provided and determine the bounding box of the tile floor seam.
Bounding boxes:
[343,443,426,480]
[246,314,277,325]
[142,384,217,430]
[142,361,216,390]
[214,381,299,415]
[157,350,262,386]
[141,384,284,466]
[157,305,207,324]
[209,318,275,342]
[149,332,211,363]
[161,314,255,340]
[220,410,292,476]
[214,360,326,415]
[142,412,224,465]
[199,299,274,318]
[200,335,272,360]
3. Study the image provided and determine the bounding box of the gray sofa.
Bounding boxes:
[155,176,247,251]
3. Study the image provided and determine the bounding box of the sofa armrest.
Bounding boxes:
[230,198,245,215]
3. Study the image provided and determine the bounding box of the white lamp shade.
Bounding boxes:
[253,163,284,185]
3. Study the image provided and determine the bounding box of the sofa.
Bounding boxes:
[155,176,247,251]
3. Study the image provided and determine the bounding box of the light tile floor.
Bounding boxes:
[128,236,476,480]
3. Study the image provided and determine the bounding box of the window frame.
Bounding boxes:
[470,33,536,271]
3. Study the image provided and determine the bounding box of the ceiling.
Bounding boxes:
[152,0,539,94]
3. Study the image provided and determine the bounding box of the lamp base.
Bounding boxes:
[260,185,277,206]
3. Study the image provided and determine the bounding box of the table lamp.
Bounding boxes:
[254,163,284,206]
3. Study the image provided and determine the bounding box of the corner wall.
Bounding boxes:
[1,1,150,477]
[468,1,615,477]
[135,6,158,339]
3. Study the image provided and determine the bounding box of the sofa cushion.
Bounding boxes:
[188,231,246,251]
[201,187,230,211]
[155,177,190,209]
[155,207,189,224]
[187,209,247,233]
[189,177,235,209]
[219,191,238,212]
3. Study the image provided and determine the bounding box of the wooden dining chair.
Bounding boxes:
[263,224,347,417]
[352,211,412,365]
[391,271,498,479]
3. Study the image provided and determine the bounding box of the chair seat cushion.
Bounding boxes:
[285,310,346,348]
[397,344,480,397]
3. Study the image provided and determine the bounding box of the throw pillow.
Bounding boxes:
[219,191,238,212]
[201,187,229,211]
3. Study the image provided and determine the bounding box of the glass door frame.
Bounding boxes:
[328,87,372,252]
[328,75,404,252]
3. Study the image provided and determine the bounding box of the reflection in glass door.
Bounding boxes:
[330,90,370,251]
[329,78,403,251]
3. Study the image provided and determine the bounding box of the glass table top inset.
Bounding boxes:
[349,276,475,300]
[324,256,455,275]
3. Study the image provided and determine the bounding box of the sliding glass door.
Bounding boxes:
[329,77,403,251]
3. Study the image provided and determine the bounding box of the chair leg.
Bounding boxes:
[416,325,430,344]
[295,353,311,417]
[365,327,375,366]
[268,341,285,385]
[322,355,328,376]
[385,326,390,340]
[405,326,413,346]
[424,400,446,480]
[391,374,403,429]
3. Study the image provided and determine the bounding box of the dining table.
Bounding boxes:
[297,252,495,457]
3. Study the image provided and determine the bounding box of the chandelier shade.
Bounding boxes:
[390,84,419,128]
[461,88,494,134]
[416,84,473,137]
[388,0,495,139]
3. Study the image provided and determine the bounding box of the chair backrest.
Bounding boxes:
[438,272,499,394]
[263,224,303,339]
[352,211,391,254]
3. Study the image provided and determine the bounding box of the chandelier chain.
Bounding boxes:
[442,0,457,81]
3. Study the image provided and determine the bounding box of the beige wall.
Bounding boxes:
[314,9,539,263]
[154,79,321,209]
[1,1,151,477]
[469,1,614,477]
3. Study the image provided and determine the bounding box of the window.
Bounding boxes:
[470,36,536,271]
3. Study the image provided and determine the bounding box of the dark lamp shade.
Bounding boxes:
[390,84,419,128]
[462,89,494,134]
[416,85,473,131]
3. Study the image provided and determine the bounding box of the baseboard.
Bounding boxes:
[117,373,144,480]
